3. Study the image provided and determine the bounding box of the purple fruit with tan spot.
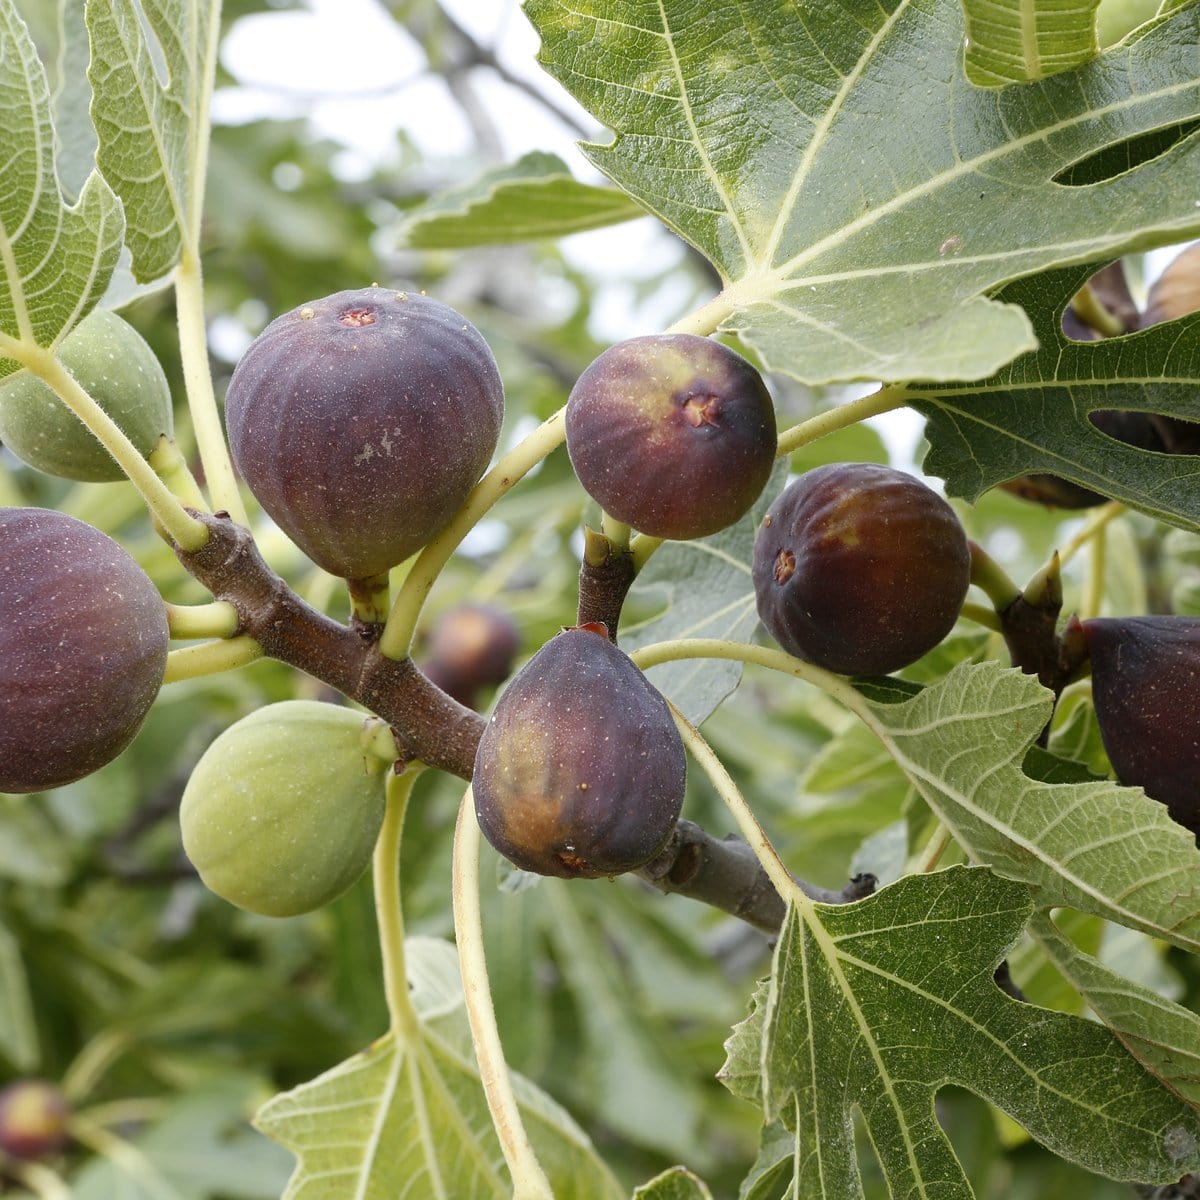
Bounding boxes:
[225,287,503,581]
[752,464,970,676]
[472,623,685,878]
[566,334,776,539]
[0,1081,70,1160]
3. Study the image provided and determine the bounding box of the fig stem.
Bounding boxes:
[1057,499,1124,566]
[67,1114,166,1191]
[960,601,1003,632]
[630,532,664,573]
[775,383,912,456]
[348,572,391,627]
[162,636,264,684]
[5,1159,72,1200]
[1,343,209,551]
[1072,281,1125,339]
[664,290,738,337]
[915,823,954,873]
[600,511,631,552]
[147,436,208,513]
[968,541,1022,610]
[174,253,249,527]
[378,407,567,661]
[165,601,240,640]
[451,788,555,1200]
[375,766,424,1039]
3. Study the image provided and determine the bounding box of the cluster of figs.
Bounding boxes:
[3,267,1200,922]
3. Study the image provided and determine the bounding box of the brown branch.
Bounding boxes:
[577,528,636,637]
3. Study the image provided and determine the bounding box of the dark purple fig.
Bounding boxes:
[565,334,776,540]
[0,1080,70,1160]
[420,602,519,707]
[225,287,504,581]
[473,623,685,878]
[752,464,971,676]
[0,508,168,793]
[1083,616,1200,833]
[1143,242,1200,327]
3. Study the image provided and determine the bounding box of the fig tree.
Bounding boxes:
[0,1080,70,1160]
[565,333,776,539]
[0,508,168,793]
[1083,616,1200,833]
[0,309,172,482]
[420,602,519,707]
[752,463,971,675]
[473,623,685,878]
[225,287,504,581]
[180,701,394,917]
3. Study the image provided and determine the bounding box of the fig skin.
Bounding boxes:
[421,602,519,707]
[0,1080,70,1160]
[1083,616,1200,833]
[180,701,392,917]
[0,309,172,482]
[225,287,504,581]
[565,333,776,540]
[0,508,168,793]
[473,624,686,879]
[1143,242,1200,327]
[752,464,971,676]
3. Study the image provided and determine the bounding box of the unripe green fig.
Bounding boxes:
[473,623,685,878]
[565,333,776,539]
[0,309,172,482]
[225,287,504,581]
[752,464,971,675]
[1083,616,1200,834]
[0,508,168,793]
[181,701,394,917]
[420,602,520,708]
[0,1080,70,1160]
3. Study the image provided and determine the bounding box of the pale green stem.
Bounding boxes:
[451,789,555,1200]
[165,601,239,640]
[6,1162,73,1200]
[1072,283,1125,338]
[68,1116,176,1200]
[1081,522,1108,621]
[175,253,248,526]
[375,767,424,1037]
[379,409,567,660]
[1058,500,1124,567]
[915,823,953,873]
[600,511,631,552]
[630,532,664,573]
[348,572,391,626]
[664,289,737,336]
[76,1098,166,1128]
[960,601,1002,632]
[62,1029,131,1101]
[147,435,207,512]
[162,636,263,683]
[2,344,207,550]
[969,541,1021,611]
[776,384,913,456]
[666,702,800,906]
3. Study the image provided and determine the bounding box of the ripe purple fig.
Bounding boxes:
[1143,242,1200,327]
[225,287,504,581]
[0,508,168,792]
[1083,616,1200,833]
[752,464,971,675]
[420,602,519,707]
[565,334,776,539]
[473,623,685,878]
[0,1080,70,1160]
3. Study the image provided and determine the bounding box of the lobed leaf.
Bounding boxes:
[962,0,1101,86]
[527,0,1200,386]
[633,1166,715,1199]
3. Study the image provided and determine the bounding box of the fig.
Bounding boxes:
[0,309,172,482]
[752,464,971,676]
[473,623,685,878]
[1143,242,1200,327]
[0,1080,70,1160]
[565,333,776,539]
[420,602,520,708]
[1082,616,1200,833]
[0,508,168,793]
[225,287,504,581]
[180,701,393,917]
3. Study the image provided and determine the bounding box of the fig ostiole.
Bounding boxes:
[472,623,686,879]
[225,287,504,581]
[565,333,776,540]
[180,701,394,917]
[0,309,173,483]
[1,508,168,793]
[752,463,971,676]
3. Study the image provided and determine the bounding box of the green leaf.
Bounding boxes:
[0,923,38,1070]
[917,266,1200,532]
[86,0,221,281]
[845,659,1200,952]
[1031,911,1200,1108]
[721,867,1200,1198]
[0,0,122,376]
[633,1166,715,1199]
[396,151,646,248]
[622,458,786,725]
[526,0,1200,385]
[962,0,1101,86]
[53,0,96,200]
[255,937,623,1200]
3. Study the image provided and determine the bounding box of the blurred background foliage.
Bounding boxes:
[2,1,1199,1196]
